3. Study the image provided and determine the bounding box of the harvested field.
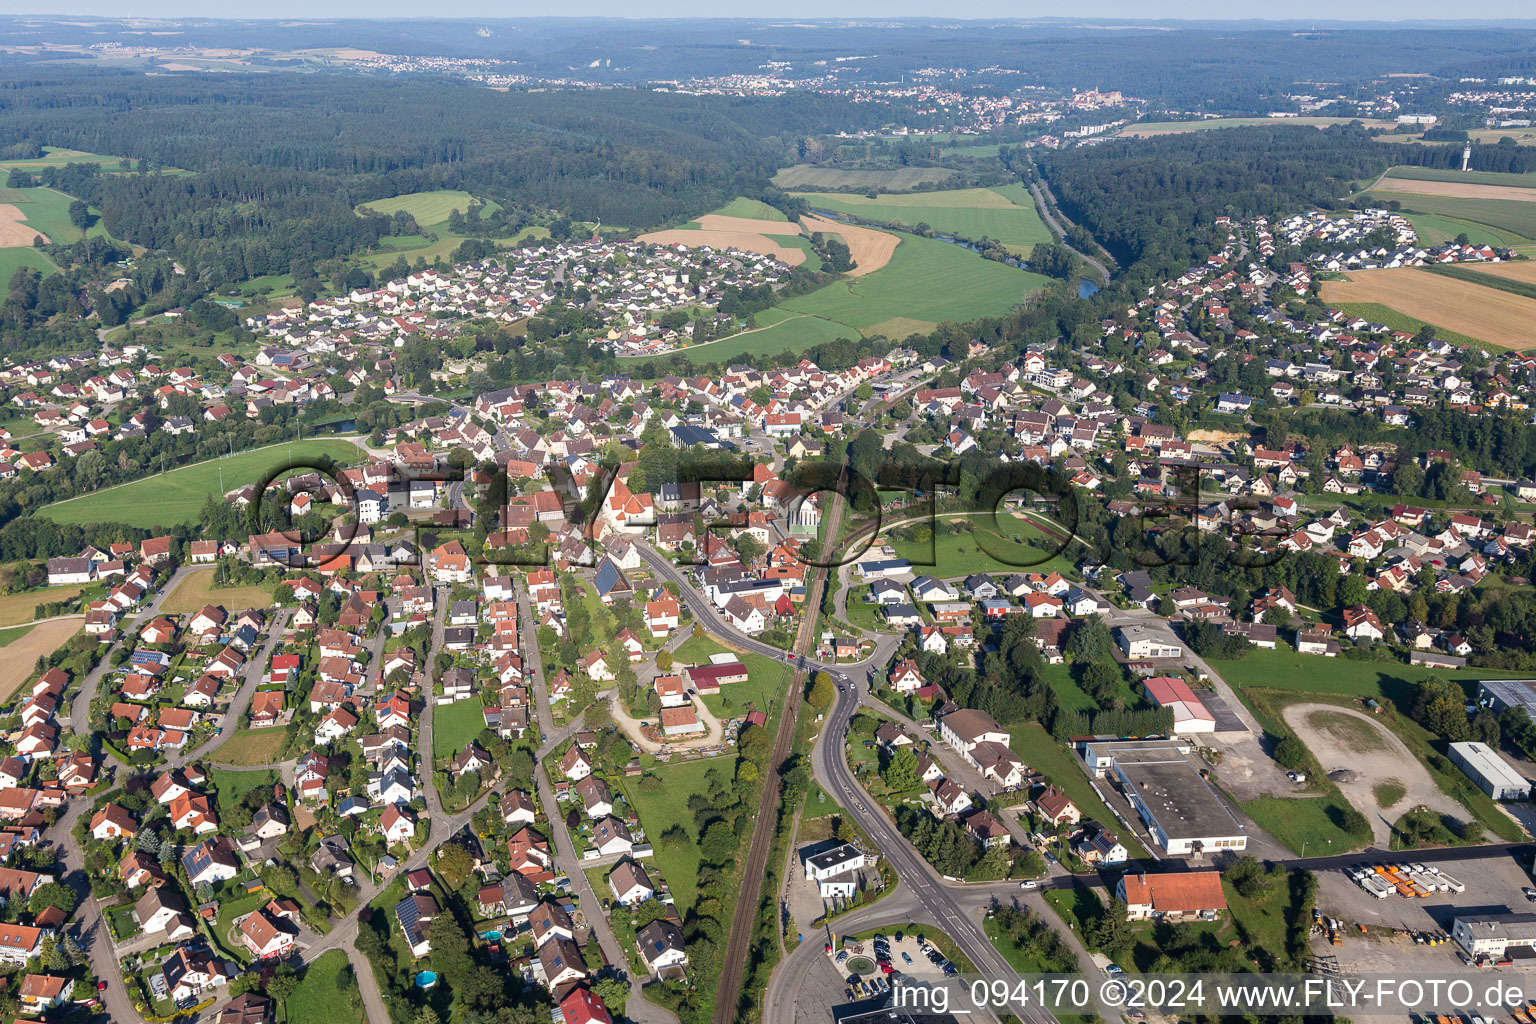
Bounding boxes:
[1466,261,1536,286]
[1377,176,1536,203]
[1320,268,1536,349]
[771,165,956,190]
[799,215,898,277]
[695,214,802,235]
[0,618,82,701]
[160,568,275,615]
[637,229,805,266]
[0,205,47,247]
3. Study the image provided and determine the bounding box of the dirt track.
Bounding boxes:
[1378,176,1536,202]
[0,618,82,701]
[1320,268,1536,349]
[1282,702,1466,847]
[799,214,898,277]
[0,204,46,247]
[638,228,805,266]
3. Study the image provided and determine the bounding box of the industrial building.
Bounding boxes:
[1448,741,1531,801]
[1453,913,1536,958]
[1479,679,1536,719]
[1078,739,1246,856]
[1143,676,1216,734]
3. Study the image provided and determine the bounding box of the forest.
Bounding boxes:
[0,67,885,294]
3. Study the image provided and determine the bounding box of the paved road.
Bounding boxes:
[420,587,450,823]
[174,608,294,768]
[1025,171,1112,285]
[633,538,902,674]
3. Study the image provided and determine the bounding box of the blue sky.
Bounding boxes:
[29,5,1536,20]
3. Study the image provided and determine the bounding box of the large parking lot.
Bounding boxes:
[1315,851,1535,933]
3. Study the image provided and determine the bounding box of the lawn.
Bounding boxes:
[208,767,280,817]
[0,583,89,627]
[37,438,365,528]
[617,758,746,914]
[888,515,1076,579]
[1240,794,1371,857]
[215,889,271,963]
[777,232,1048,336]
[1206,645,1524,704]
[433,699,489,761]
[214,727,292,766]
[161,568,276,615]
[287,949,366,1024]
[0,625,30,647]
[791,184,1051,254]
[1005,722,1152,860]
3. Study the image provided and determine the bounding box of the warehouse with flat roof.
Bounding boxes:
[1448,741,1531,801]
[1453,912,1536,957]
[1479,679,1536,719]
[1078,739,1246,856]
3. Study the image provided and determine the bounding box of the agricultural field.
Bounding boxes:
[160,568,276,615]
[642,313,854,365]
[1322,301,1485,350]
[1380,166,1536,189]
[771,164,957,191]
[37,438,365,528]
[640,210,808,266]
[1463,260,1536,287]
[0,583,89,628]
[797,215,898,277]
[710,197,788,220]
[1119,116,1395,136]
[0,147,141,171]
[0,246,58,281]
[353,189,545,271]
[1320,268,1536,349]
[0,619,82,701]
[355,189,495,226]
[1372,175,1536,204]
[791,184,1051,255]
[775,232,1048,340]
[1399,211,1511,248]
[1363,190,1536,244]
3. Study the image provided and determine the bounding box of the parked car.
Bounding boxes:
[1020,880,1038,890]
